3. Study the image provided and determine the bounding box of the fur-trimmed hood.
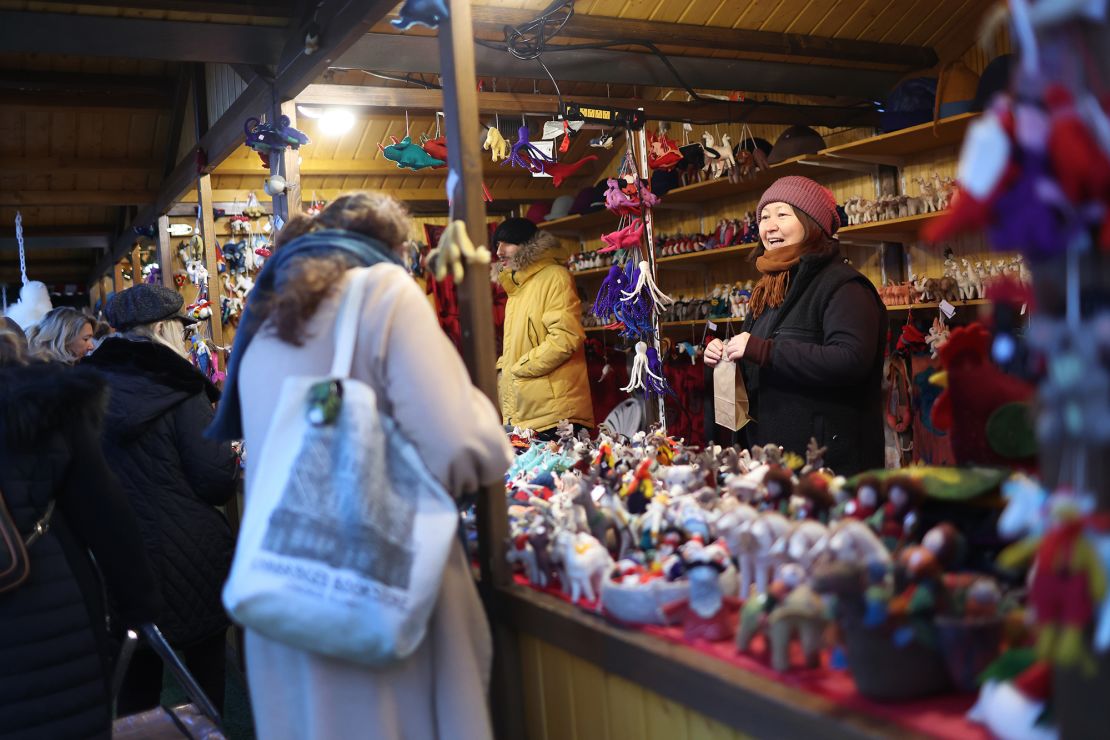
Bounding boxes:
[505,229,570,272]
[85,337,220,402]
[0,363,108,449]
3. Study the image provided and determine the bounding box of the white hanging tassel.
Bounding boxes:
[621,341,650,393]
[620,260,673,309]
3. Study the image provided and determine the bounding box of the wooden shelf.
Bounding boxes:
[818,113,976,167]
[584,316,743,333]
[540,208,615,237]
[661,156,812,205]
[885,298,991,311]
[569,264,616,277]
[837,210,947,244]
[657,244,757,264]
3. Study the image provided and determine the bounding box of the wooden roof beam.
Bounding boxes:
[468,7,938,70]
[296,84,880,128]
[0,158,160,176]
[0,10,285,65]
[90,0,400,283]
[0,70,174,110]
[28,0,293,16]
[0,233,111,251]
[179,187,539,204]
[0,191,155,207]
[338,34,905,100]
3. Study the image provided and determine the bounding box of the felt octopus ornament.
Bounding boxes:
[621,341,669,396]
[504,126,554,172]
[380,136,446,171]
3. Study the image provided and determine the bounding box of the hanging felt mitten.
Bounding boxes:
[484,126,511,162]
[382,136,447,170]
[621,342,651,393]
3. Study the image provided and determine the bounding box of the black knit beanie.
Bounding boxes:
[493,217,538,247]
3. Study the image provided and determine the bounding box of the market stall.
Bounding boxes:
[3,1,1109,739]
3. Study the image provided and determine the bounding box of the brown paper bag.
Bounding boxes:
[713,359,751,431]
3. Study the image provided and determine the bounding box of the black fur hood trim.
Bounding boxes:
[0,363,108,448]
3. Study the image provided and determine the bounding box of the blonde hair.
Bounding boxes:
[0,320,28,367]
[26,307,94,364]
[121,319,190,359]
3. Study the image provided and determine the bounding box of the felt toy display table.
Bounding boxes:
[508,575,988,740]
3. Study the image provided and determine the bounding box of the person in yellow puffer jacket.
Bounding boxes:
[494,217,594,436]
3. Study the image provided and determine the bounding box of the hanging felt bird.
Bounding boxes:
[484,126,511,162]
[541,155,599,188]
[391,0,449,31]
[381,136,446,170]
[598,218,644,254]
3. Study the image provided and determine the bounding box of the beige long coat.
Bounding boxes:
[239,264,512,740]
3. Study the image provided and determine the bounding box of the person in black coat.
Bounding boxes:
[705,176,886,475]
[0,323,161,739]
[84,284,238,714]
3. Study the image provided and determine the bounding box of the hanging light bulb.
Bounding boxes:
[318,109,355,136]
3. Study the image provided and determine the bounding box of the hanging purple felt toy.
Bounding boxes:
[613,261,654,339]
[644,346,674,397]
[505,126,555,172]
[592,263,626,322]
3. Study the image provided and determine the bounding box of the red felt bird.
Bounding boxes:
[597,218,644,254]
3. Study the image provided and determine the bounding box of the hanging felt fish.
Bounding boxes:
[391,0,449,31]
[381,136,446,170]
[505,126,555,172]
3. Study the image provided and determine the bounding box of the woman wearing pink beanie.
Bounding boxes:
[704,176,886,474]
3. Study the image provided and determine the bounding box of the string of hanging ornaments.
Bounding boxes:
[3,212,53,330]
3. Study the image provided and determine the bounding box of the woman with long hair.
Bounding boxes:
[26,306,95,363]
[704,176,887,474]
[83,284,238,715]
[208,191,511,740]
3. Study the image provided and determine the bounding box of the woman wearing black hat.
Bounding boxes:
[84,283,238,714]
[494,217,594,437]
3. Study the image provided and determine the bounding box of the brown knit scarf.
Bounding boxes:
[748,243,806,318]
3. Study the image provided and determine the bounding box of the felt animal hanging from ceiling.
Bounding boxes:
[391,0,448,30]
[541,154,598,188]
[505,126,555,172]
[605,176,660,215]
[380,135,446,170]
[425,220,492,282]
[420,135,495,201]
[244,115,310,167]
[484,126,511,162]
[647,130,683,171]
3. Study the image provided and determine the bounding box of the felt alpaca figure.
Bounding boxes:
[598,218,644,254]
[505,126,554,172]
[700,132,724,179]
[381,136,446,170]
[483,126,510,162]
[427,220,491,282]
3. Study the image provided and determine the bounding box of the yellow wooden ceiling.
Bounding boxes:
[0,0,1001,285]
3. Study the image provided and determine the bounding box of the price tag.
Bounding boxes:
[707,321,718,331]
[938,300,956,319]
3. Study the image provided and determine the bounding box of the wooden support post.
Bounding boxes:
[269,100,302,223]
[438,4,523,739]
[637,121,666,432]
[196,174,224,349]
[130,244,142,286]
[156,214,174,290]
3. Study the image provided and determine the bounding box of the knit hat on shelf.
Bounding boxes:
[493,217,539,247]
[757,176,841,236]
